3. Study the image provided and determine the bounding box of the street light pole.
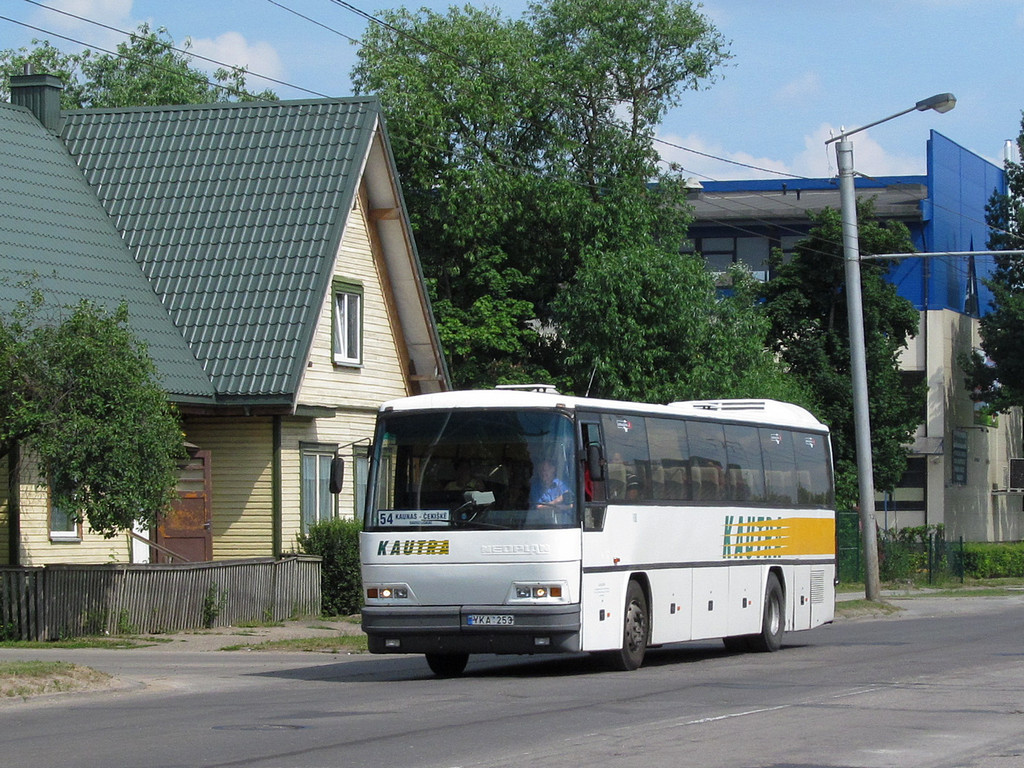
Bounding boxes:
[825,93,956,602]
[835,138,881,600]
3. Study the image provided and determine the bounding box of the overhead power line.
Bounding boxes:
[5,0,1019,259]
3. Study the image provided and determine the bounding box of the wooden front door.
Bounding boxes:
[155,448,212,563]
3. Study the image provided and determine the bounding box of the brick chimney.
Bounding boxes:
[10,67,63,134]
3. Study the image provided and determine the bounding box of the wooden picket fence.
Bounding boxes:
[0,556,321,641]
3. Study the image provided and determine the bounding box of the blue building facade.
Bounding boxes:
[888,131,1005,316]
[687,133,1021,541]
[689,131,1005,316]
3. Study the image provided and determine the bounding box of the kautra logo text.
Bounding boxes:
[376,539,450,556]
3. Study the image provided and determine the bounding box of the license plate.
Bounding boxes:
[466,614,514,626]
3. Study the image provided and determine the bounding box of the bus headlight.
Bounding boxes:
[510,583,567,602]
[366,585,410,600]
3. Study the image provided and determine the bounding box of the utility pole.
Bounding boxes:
[825,93,957,601]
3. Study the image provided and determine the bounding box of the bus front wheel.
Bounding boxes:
[425,652,469,677]
[607,580,649,671]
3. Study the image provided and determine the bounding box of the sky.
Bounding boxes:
[4,0,1023,181]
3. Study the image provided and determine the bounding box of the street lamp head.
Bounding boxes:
[826,92,957,145]
[915,93,956,114]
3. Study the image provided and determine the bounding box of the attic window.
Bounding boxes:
[333,280,363,366]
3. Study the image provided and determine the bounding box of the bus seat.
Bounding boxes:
[650,464,664,499]
[607,462,627,500]
[664,464,688,500]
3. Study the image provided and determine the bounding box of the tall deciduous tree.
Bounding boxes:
[0,23,275,108]
[352,1,734,391]
[0,291,184,538]
[965,116,1024,413]
[759,205,926,509]
[556,249,809,404]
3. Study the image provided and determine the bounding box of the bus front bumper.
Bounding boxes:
[362,604,582,655]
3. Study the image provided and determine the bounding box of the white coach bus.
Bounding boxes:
[359,387,835,676]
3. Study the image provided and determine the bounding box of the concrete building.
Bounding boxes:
[686,131,1022,541]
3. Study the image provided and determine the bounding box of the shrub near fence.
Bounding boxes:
[296,518,362,616]
[837,514,967,585]
[961,542,1024,579]
[0,556,321,641]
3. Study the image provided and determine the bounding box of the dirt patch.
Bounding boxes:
[0,661,113,700]
[136,617,365,652]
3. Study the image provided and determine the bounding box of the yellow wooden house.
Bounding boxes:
[1,74,448,565]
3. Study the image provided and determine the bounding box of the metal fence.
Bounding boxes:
[837,510,965,585]
[0,556,321,641]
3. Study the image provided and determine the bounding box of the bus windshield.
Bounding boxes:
[366,409,578,531]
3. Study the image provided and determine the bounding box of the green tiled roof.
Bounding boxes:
[0,103,215,401]
[61,97,382,400]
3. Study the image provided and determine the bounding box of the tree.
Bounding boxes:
[0,289,185,538]
[555,247,809,404]
[0,23,276,108]
[964,116,1024,413]
[352,1,730,390]
[759,205,926,509]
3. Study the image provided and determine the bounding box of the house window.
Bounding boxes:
[333,280,362,366]
[301,446,338,532]
[49,482,81,541]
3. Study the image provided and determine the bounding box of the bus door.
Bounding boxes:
[580,418,607,531]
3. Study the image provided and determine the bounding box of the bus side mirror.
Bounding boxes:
[587,444,605,482]
[329,456,345,494]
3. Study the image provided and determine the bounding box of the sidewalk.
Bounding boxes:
[131,616,365,652]
[137,588,1024,651]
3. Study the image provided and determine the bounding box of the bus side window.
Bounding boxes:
[687,421,727,501]
[600,414,650,503]
[795,432,832,506]
[723,424,766,503]
[647,417,690,501]
[760,428,797,505]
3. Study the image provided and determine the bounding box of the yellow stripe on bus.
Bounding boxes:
[724,517,835,558]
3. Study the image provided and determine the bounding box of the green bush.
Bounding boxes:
[878,524,947,581]
[962,542,1024,579]
[297,518,363,616]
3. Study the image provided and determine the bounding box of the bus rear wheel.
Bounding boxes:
[606,580,649,671]
[425,652,469,677]
[748,573,784,652]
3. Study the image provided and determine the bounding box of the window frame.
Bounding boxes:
[48,482,82,542]
[332,279,363,367]
[300,443,339,533]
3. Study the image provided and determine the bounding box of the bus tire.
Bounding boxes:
[607,580,649,671]
[748,573,784,652]
[425,652,469,678]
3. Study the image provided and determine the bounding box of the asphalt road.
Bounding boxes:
[2,595,1024,768]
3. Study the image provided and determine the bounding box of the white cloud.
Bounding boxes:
[775,72,822,103]
[656,130,795,181]
[45,0,134,25]
[797,123,926,178]
[656,124,928,183]
[189,32,284,84]
[26,0,134,50]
